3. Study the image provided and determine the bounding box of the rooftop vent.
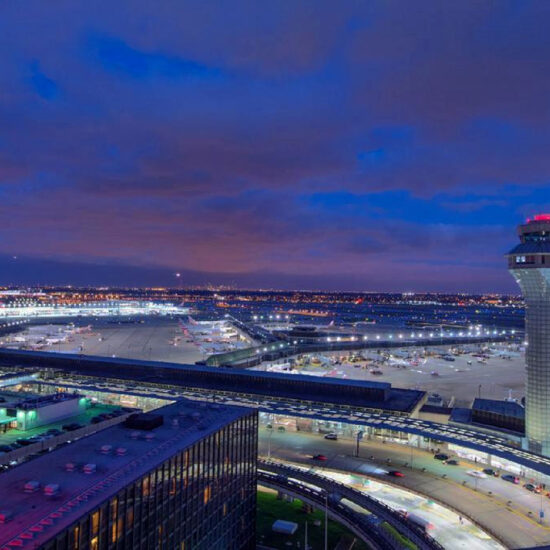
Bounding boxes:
[82,463,96,474]
[124,413,163,431]
[115,447,127,456]
[99,445,112,455]
[24,480,40,493]
[44,484,60,497]
[0,510,14,523]
[65,463,76,472]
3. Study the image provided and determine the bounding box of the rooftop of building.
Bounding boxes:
[472,398,525,419]
[0,402,122,448]
[14,392,82,411]
[527,214,550,223]
[449,403,524,439]
[0,399,252,548]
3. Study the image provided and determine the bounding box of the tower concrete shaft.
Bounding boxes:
[508,214,550,455]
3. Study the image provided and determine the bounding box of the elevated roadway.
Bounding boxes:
[259,459,444,550]
[262,430,548,549]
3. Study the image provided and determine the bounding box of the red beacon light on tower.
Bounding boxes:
[531,214,550,222]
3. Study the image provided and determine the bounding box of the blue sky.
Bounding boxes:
[0,1,549,291]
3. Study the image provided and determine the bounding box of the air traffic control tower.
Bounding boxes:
[508,214,550,455]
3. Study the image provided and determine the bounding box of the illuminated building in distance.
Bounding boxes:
[508,214,550,455]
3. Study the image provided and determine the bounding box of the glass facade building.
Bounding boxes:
[508,214,550,455]
[0,401,257,550]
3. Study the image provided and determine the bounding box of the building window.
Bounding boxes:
[91,511,99,537]
[70,526,80,550]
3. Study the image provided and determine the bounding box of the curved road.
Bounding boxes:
[259,459,444,550]
[260,430,550,549]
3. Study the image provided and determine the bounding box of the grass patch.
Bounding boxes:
[256,489,369,549]
[381,522,418,550]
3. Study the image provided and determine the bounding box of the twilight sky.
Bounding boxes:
[1,1,550,292]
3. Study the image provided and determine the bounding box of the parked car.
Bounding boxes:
[524,483,541,493]
[446,459,460,466]
[467,470,487,479]
[324,433,338,440]
[483,468,499,477]
[502,474,520,484]
[0,445,13,453]
[313,454,328,461]
[387,470,405,477]
[62,423,83,432]
[434,453,449,461]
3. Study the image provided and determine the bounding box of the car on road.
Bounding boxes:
[0,445,13,453]
[324,433,338,440]
[467,470,487,479]
[501,474,520,484]
[387,470,405,477]
[434,453,449,461]
[446,459,460,466]
[312,454,328,461]
[524,483,542,493]
[483,468,499,477]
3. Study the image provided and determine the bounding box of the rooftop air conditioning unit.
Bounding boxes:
[82,464,96,474]
[144,433,155,441]
[115,447,127,456]
[44,484,60,497]
[24,480,40,493]
[0,510,13,524]
[100,445,112,454]
[65,463,76,472]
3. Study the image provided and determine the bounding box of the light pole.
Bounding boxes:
[267,424,273,459]
[324,492,328,550]
[356,430,364,457]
